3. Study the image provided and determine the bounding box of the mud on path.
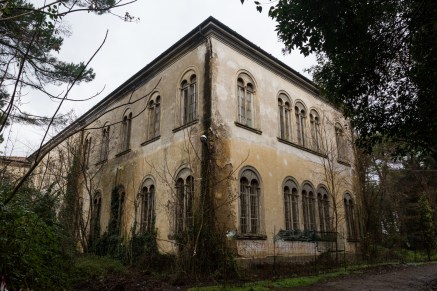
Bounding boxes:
[295,262,437,291]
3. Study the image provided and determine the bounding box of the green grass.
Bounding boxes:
[189,270,349,290]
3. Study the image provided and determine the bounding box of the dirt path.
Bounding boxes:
[295,263,437,290]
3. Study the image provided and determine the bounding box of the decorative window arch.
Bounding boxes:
[283,178,299,230]
[278,93,292,141]
[174,168,194,236]
[110,185,125,235]
[335,123,348,161]
[147,93,161,140]
[140,177,155,233]
[83,133,92,169]
[121,110,132,152]
[237,73,256,128]
[302,182,316,231]
[90,191,102,240]
[100,123,110,161]
[344,193,357,240]
[180,72,197,125]
[295,101,307,146]
[239,167,262,234]
[310,109,321,152]
[317,186,330,232]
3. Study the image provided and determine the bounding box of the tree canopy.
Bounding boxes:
[244,0,437,159]
[0,0,135,142]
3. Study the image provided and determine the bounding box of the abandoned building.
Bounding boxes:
[30,17,360,260]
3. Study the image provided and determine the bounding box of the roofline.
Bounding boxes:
[30,16,322,159]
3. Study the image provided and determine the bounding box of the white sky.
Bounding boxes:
[2,0,316,157]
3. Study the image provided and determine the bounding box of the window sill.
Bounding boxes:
[115,149,131,157]
[337,159,351,167]
[236,233,267,240]
[234,122,262,135]
[172,119,198,133]
[277,138,327,158]
[141,136,160,146]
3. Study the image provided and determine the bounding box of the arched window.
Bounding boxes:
[302,183,316,231]
[90,191,102,240]
[110,185,125,235]
[147,94,161,140]
[344,193,357,240]
[239,168,261,234]
[100,123,110,161]
[83,134,92,169]
[121,111,132,152]
[237,73,256,128]
[174,169,194,236]
[140,178,155,233]
[317,187,330,232]
[310,109,321,152]
[180,74,197,125]
[295,102,307,146]
[284,179,299,230]
[335,123,348,161]
[278,93,291,141]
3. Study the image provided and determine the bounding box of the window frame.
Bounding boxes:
[147,93,161,140]
[173,168,194,237]
[283,178,299,231]
[310,109,321,152]
[294,101,307,147]
[180,73,197,126]
[140,178,155,233]
[302,183,316,232]
[100,123,110,162]
[344,193,358,241]
[236,72,257,129]
[317,186,331,232]
[278,93,292,141]
[239,168,264,237]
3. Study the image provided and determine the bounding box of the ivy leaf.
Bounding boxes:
[256,5,262,13]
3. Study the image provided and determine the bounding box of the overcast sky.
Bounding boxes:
[2,0,316,157]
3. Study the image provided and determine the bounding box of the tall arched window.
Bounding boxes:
[310,109,321,152]
[90,191,102,240]
[180,74,197,125]
[344,193,357,240]
[283,179,299,230]
[317,187,330,232]
[121,111,132,152]
[147,94,161,140]
[100,123,110,161]
[110,185,125,235]
[302,183,316,231]
[174,169,194,236]
[239,168,261,234]
[140,178,155,233]
[335,123,348,161]
[83,134,92,169]
[278,93,291,141]
[237,73,256,128]
[295,102,307,146]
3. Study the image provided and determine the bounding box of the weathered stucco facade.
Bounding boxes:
[31,17,360,260]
